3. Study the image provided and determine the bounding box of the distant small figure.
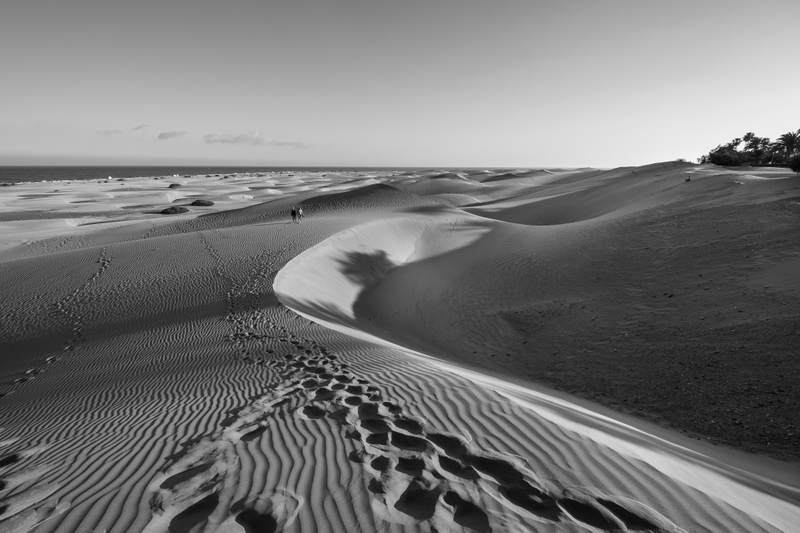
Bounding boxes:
[297,207,304,223]
[685,175,692,182]
[290,206,297,223]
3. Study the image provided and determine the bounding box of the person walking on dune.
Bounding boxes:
[290,206,297,223]
[297,207,304,223]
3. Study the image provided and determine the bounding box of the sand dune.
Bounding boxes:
[275,198,800,532]
[1,165,798,532]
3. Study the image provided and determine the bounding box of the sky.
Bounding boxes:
[1,0,798,167]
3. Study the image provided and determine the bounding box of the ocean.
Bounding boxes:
[0,166,401,184]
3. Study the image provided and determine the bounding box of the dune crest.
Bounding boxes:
[274,200,800,533]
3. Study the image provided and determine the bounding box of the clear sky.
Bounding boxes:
[1,0,798,167]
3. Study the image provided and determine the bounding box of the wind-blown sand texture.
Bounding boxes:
[1,164,799,532]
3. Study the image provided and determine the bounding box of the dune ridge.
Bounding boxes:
[274,201,800,532]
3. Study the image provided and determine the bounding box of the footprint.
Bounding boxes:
[390,433,428,453]
[168,492,219,533]
[313,388,335,401]
[360,418,390,434]
[393,417,423,435]
[0,454,20,468]
[370,456,391,473]
[326,407,349,424]
[357,403,381,420]
[235,507,278,533]
[301,405,326,420]
[437,456,479,481]
[365,433,389,446]
[428,433,468,459]
[394,479,440,521]
[348,450,365,464]
[443,491,491,533]
[395,457,425,477]
[160,463,215,491]
[463,455,526,487]
[368,478,385,494]
[597,497,663,531]
[382,402,402,414]
[241,425,268,442]
[558,497,621,530]
[228,489,302,532]
[498,484,560,521]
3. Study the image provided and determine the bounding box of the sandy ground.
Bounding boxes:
[0,164,799,532]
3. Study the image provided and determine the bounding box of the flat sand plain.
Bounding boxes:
[1,164,799,532]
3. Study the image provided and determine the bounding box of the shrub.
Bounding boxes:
[161,206,189,214]
[707,147,742,166]
[788,155,800,173]
[190,199,214,206]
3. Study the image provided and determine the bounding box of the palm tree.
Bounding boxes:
[725,137,743,150]
[743,132,770,165]
[776,130,800,161]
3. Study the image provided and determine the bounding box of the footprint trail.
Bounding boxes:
[142,307,682,532]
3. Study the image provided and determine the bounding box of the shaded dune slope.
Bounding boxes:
[479,169,568,183]
[393,180,487,198]
[467,162,800,226]
[466,162,693,224]
[298,183,437,213]
[285,168,800,459]
[275,170,800,530]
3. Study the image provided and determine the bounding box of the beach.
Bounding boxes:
[1,163,799,532]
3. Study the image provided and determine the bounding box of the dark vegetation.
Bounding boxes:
[190,199,214,206]
[160,206,189,214]
[699,129,800,171]
[789,154,800,173]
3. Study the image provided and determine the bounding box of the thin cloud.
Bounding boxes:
[204,132,264,146]
[131,124,148,131]
[268,140,309,149]
[157,130,187,140]
[203,132,309,149]
[96,129,122,137]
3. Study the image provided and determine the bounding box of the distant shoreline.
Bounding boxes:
[0,166,405,185]
[0,165,536,185]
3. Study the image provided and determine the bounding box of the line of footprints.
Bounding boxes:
[1,248,112,399]
[201,231,294,365]
[145,321,679,533]
[1,248,116,529]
